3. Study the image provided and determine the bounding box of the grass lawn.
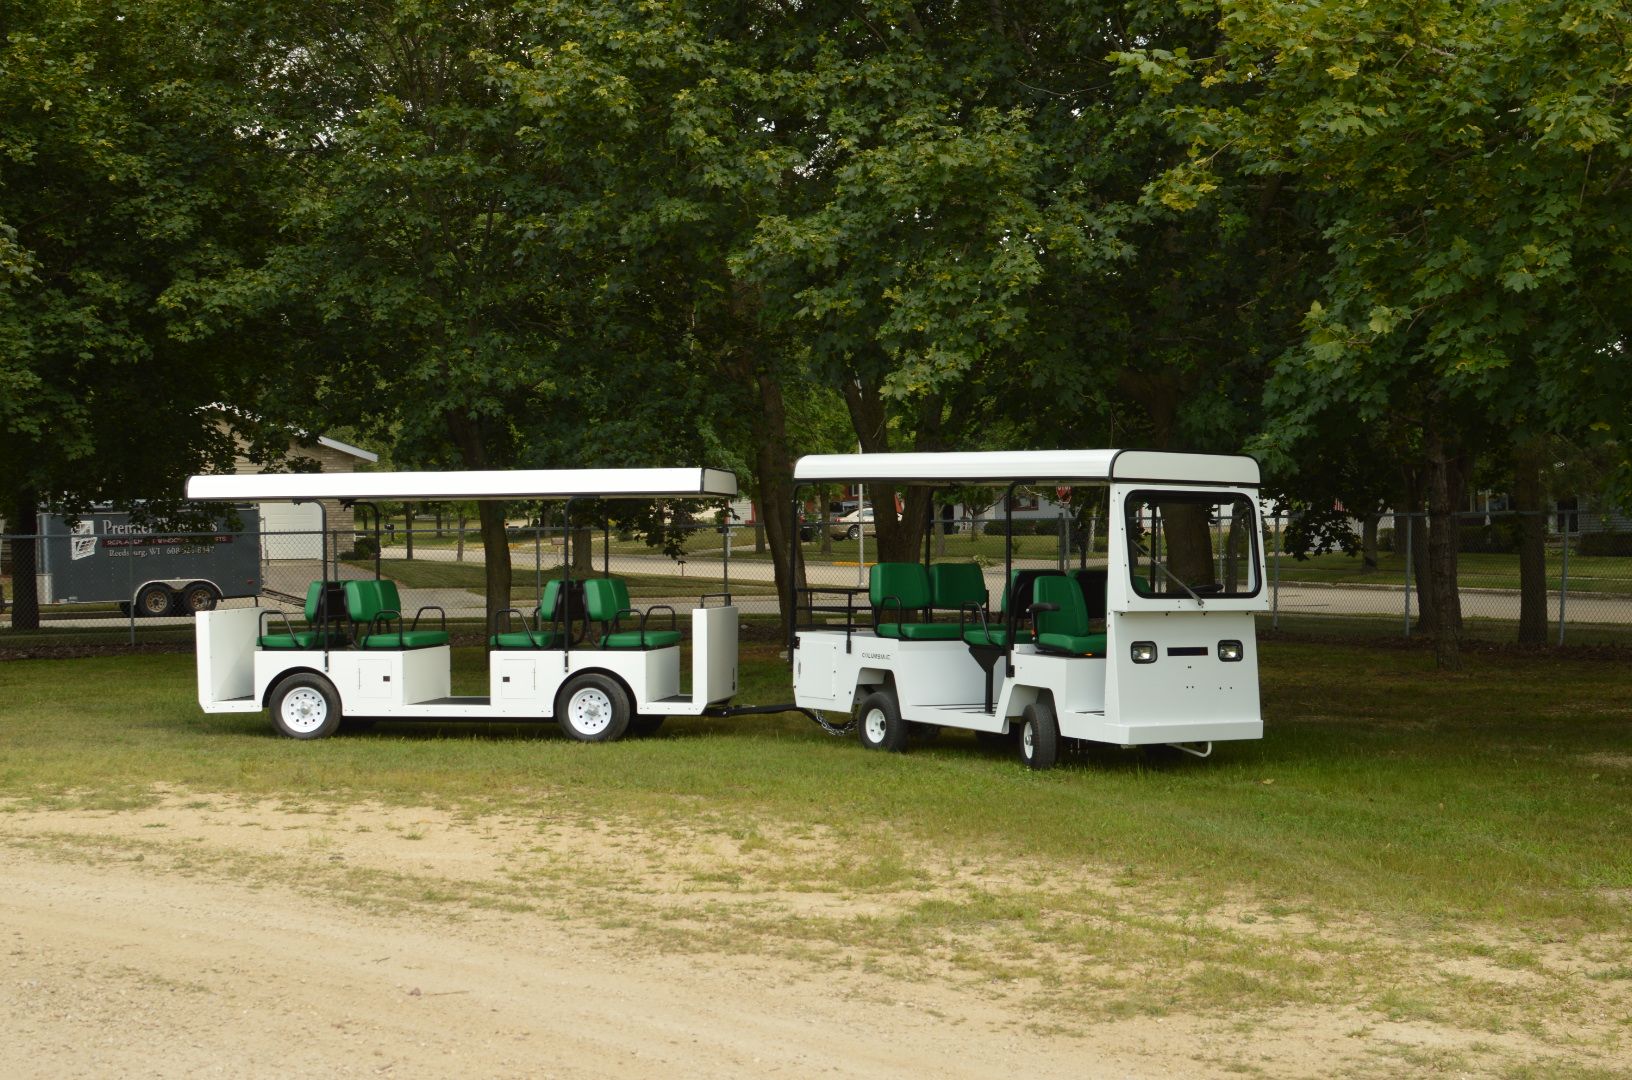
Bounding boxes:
[1,640,1628,931]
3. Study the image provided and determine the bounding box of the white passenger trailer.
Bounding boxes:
[787,450,1268,768]
[187,467,749,741]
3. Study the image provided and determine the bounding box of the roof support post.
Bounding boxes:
[1003,481,1019,679]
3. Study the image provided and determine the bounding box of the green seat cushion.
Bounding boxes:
[601,629,682,649]
[928,563,987,610]
[869,563,932,610]
[345,579,405,624]
[583,578,632,622]
[961,627,1034,647]
[876,622,963,641]
[1037,631,1107,656]
[358,630,449,648]
[259,631,319,649]
[488,630,561,649]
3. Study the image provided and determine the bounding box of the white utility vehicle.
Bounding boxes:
[187,467,753,741]
[787,450,1267,768]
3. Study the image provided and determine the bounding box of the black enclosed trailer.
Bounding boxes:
[35,511,263,617]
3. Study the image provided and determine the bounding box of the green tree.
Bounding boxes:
[1123,0,1632,666]
[0,0,280,628]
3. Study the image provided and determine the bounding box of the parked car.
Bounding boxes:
[831,506,876,541]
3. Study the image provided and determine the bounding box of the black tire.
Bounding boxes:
[626,714,666,738]
[856,689,908,753]
[1019,700,1059,771]
[180,581,219,614]
[846,525,861,541]
[554,673,631,742]
[268,673,343,740]
[908,722,941,742]
[134,583,175,618]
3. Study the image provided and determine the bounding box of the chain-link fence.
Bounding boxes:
[5,508,1628,646]
[1261,510,1632,645]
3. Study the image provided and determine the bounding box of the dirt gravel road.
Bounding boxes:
[2,797,1620,1079]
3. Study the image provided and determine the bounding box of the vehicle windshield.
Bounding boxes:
[1124,491,1260,598]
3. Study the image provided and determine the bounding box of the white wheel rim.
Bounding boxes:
[1022,722,1034,758]
[567,687,614,735]
[864,708,887,744]
[281,688,328,734]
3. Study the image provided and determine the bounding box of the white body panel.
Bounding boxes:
[196,604,741,721]
[188,466,736,503]
[195,608,262,712]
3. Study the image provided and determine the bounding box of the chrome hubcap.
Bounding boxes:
[567,687,614,735]
[281,688,328,734]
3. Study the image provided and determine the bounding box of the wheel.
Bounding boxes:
[180,581,219,614]
[626,714,666,738]
[846,525,861,541]
[268,673,342,740]
[134,583,175,618]
[554,673,631,742]
[856,690,907,753]
[908,722,941,742]
[1018,700,1059,771]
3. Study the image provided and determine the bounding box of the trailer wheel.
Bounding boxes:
[856,690,907,753]
[626,714,666,738]
[180,582,219,614]
[1018,701,1059,771]
[555,673,631,742]
[269,674,342,740]
[134,583,175,618]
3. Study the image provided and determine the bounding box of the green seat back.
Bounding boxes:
[344,579,402,624]
[582,578,631,622]
[869,563,932,611]
[539,579,562,622]
[928,563,986,611]
[1033,575,1090,639]
[304,582,324,623]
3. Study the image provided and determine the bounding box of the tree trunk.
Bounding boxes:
[571,526,594,572]
[404,503,415,561]
[840,374,939,564]
[457,516,468,561]
[1514,438,1549,643]
[447,413,512,630]
[718,330,804,637]
[1156,502,1216,588]
[477,500,512,630]
[1361,515,1379,572]
[1424,431,1463,670]
[1402,468,1436,635]
[9,489,39,631]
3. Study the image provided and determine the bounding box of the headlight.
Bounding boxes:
[1130,641,1157,664]
[1218,639,1244,662]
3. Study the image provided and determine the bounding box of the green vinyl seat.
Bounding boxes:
[345,579,449,648]
[957,568,1041,647]
[1031,575,1107,657]
[259,581,347,649]
[583,578,680,649]
[870,563,961,640]
[490,580,567,649]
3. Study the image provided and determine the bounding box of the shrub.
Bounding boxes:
[1576,531,1632,557]
[349,536,380,559]
[1459,524,1516,554]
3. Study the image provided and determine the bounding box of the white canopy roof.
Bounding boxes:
[793,449,1259,487]
[186,467,738,502]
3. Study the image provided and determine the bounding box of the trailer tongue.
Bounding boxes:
[186,466,822,740]
[786,449,1268,769]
